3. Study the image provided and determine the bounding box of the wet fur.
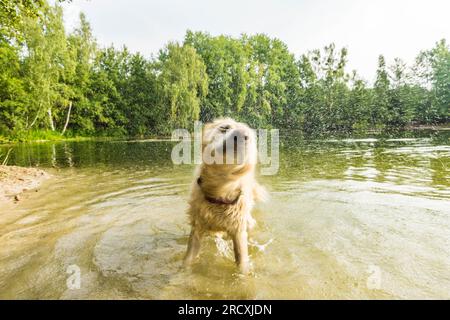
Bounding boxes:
[183,118,266,274]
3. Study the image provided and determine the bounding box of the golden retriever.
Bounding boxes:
[183,118,266,274]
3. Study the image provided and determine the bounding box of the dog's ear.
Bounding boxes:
[253,183,269,203]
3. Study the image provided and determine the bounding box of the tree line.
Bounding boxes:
[0,1,448,140]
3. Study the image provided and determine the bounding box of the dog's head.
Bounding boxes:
[202,118,257,173]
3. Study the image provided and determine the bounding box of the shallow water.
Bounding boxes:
[0,132,449,299]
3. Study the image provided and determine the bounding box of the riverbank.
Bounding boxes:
[0,131,165,144]
[0,165,49,204]
[405,123,450,131]
[0,132,95,144]
[1,124,449,144]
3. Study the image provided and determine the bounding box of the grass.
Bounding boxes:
[0,129,168,144]
[0,130,95,143]
[0,135,10,144]
[16,130,79,142]
[0,148,12,165]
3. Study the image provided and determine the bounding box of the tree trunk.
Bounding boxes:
[47,108,55,131]
[28,103,41,129]
[61,101,72,135]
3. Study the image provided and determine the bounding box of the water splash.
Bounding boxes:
[249,238,274,252]
[214,235,234,260]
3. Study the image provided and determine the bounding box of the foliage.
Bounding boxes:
[156,42,208,132]
[0,0,448,141]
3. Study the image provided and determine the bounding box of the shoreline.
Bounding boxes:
[0,123,450,146]
[0,165,50,204]
[0,123,449,145]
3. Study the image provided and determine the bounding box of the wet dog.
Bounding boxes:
[183,118,266,274]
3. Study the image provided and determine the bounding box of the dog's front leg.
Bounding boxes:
[184,227,202,267]
[232,230,249,274]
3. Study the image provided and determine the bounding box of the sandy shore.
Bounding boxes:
[0,165,50,204]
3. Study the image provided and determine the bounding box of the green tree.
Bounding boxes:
[66,12,96,135]
[156,42,208,131]
[0,0,448,140]
[122,53,158,136]
[0,0,45,40]
[371,55,390,128]
[414,39,450,123]
[0,38,27,134]
[185,31,301,128]
[298,44,350,133]
[243,34,301,128]
[184,31,248,122]
[21,4,75,132]
[347,72,372,132]
[387,58,414,127]
[85,46,129,135]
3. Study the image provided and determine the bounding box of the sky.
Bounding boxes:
[62,0,450,83]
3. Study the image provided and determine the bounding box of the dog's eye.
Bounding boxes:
[219,125,230,132]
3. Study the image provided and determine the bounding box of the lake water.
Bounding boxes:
[0,132,449,299]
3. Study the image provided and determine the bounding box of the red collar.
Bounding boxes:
[197,177,241,205]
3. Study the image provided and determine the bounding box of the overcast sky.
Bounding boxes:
[62,0,450,83]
